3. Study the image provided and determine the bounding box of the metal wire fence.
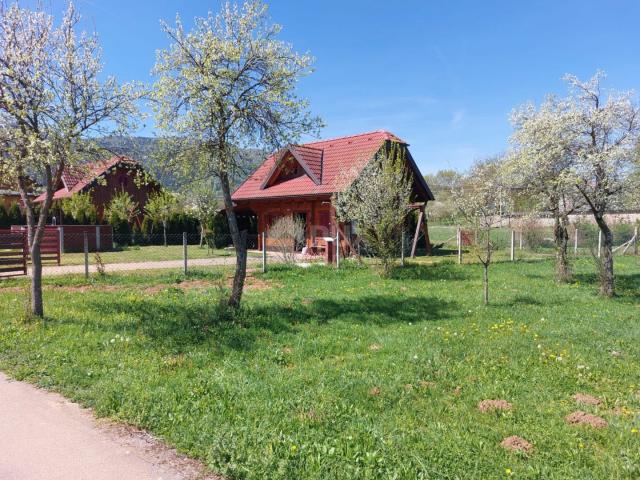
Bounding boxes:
[2,220,638,280]
[427,222,639,262]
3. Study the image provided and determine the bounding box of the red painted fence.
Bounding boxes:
[0,230,27,277]
[10,226,60,265]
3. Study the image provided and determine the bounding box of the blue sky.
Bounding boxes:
[28,0,640,173]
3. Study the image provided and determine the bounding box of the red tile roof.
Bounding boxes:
[232,130,408,201]
[35,156,138,202]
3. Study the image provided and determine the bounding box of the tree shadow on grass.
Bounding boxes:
[75,290,456,354]
[250,294,456,328]
[389,262,471,281]
[573,271,640,302]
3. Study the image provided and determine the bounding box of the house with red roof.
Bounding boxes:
[232,130,434,254]
[35,156,159,224]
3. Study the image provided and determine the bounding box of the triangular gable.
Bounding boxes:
[260,145,323,189]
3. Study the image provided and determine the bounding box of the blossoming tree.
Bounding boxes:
[152,0,321,308]
[508,95,582,282]
[0,2,141,316]
[453,158,511,305]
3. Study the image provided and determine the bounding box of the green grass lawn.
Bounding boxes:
[59,244,261,265]
[0,256,639,479]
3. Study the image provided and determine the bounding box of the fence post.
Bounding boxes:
[262,231,267,273]
[400,229,405,267]
[510,230,515,262]
[84,232,89,279]
[519,231,523,250]
[183,232,188,275]
[336,229,340,268]
[59,226,64,254]
[457,226,462,264]
[574,228,578,255]
[96,225,101,251]
[634,226,638,256]
[598,230,602,258]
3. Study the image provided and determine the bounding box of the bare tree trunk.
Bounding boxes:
[553,212,571,282]
[594,214,614,297]
[483,263,489,305]
[219,168,247,308]
[199,223,205,248]
[19,166,57,317]
[482,227,491,305]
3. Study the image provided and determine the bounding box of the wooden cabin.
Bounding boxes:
[231,130,434,255]
[35,156,159,225]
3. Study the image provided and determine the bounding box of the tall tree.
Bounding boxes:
[152,0,321,307]
[333,142,413,276]
[564,72,639,296]
[0,2,141,316]
[508,95,582,282]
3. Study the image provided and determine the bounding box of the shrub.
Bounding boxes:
[268,215,305,263]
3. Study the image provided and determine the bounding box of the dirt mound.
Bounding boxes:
[500,435,533,454]
[572,393,602,406]
[565,411,608,428]
[478,399,512,412]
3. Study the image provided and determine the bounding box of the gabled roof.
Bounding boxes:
[233,130,426,201]
[260,145,324,189]
[35,156,140,202]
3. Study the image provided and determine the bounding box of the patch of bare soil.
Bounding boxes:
[369,386,381,396]
[101,421,222,479]
[47,284,123,293]
[572,393,602,406]
[242,274,278,291]
[0,285,25,293]
[478,399,513,413]
[565,411,608,428]
[500,435,533,454]
[368,343,382,351]
[453,386,462,396]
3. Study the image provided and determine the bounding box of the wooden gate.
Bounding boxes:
[0,231,27,277]
[11,226,61,265]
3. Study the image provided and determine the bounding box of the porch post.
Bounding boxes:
[422,208,432,256]
[410,209,423,258]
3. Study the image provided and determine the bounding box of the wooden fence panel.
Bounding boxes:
[0,232,27,277]
[10,226,60,265]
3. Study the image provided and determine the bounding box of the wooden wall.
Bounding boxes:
[234,196,352,253]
